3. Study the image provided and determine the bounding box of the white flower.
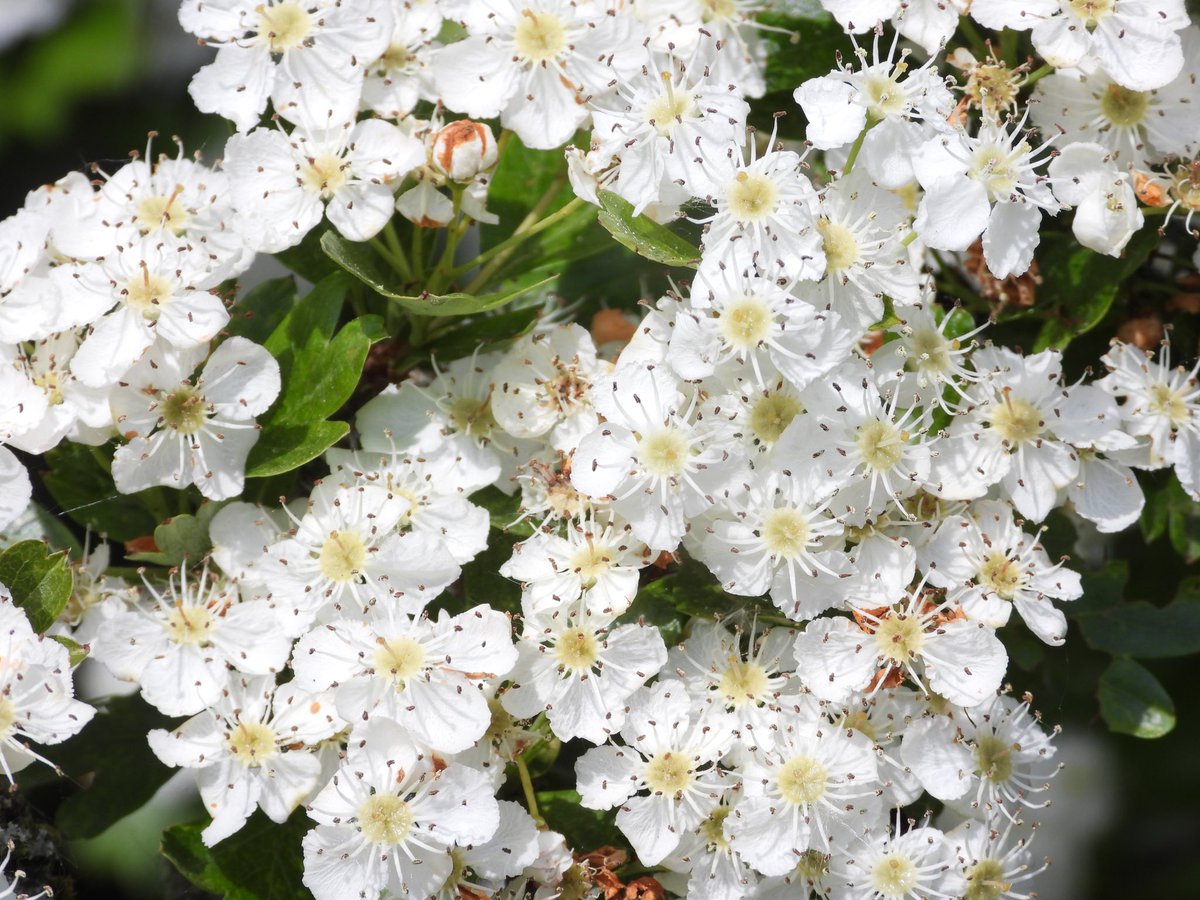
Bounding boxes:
[290,603,517,753]
[827,818,954,900]
[110,337,280,501]
[725,708,881,874]
[1048,142,1144,257]
[148,675,344,845]
[943,817,1046,900]
[577,680,735,866]
[433,0,641,150]
[302,718,499,900]
[571,363,746,553]
[491,323,610,452]
[93,565,291,717]
[224,119,423,251]
[360,0,442,119]
[502,616,667,744]
[913,119,1058,279]
[922,499,1083,645]
[180,0,394,131]
[0,595,94,783]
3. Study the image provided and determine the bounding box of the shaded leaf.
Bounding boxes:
[42,442,159,542]
[126,502,225,567]
[537,789,626,854]
[1072,563,1200,659]
[274,225,338,284]
[162,809,312,900]
[1099,658,1176,739]
[226,276,298,344]
[596,191,699,267]
[0,540,73,633]
[322,231,556,316]
[53,694,180,840]
[245,421,350,479]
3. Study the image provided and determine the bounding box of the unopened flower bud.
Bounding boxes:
[432,119,498,182]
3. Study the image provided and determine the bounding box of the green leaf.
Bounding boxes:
[431,305,543,360]
[162,809,312,900]
[42,442,160,542]
[126,502,224,567]
[274,225,338,284]
[50,634,89,667]
[322,231,557,316]
[1098,658,1176,739]
[537,790,626,854]
[53,695,180,840]
[1072,564,1200,659]
[1032,227,1159,351]
[596,191,700,267]
[226,277,298,344]
[758,12,849,96]
[470,486,537,538]
[245,421,351,478]
[0,540,73,633]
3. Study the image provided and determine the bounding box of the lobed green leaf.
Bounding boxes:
[0,539,73,633]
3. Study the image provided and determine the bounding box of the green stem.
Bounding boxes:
[1023,63,1054,88]
[462,196,584,293]
[515,754,543,826]
[426,187,468,293]
[841,123,872,177]
[958,16,990,59]
[411,222,426,279]
[369,236,412,281]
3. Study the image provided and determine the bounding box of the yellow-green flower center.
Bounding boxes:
[818,218,860,272]
[979,552,1023,601]
[165,604,215,646]
[1099,83,1149,128]
[373,635,427,686]
[135,190,190,236]
[760,507,811,558]
[258,1,313,53]
[719,294,774,349]
[161,386,208,435]
[449,395,497,439]
[644,751,692,795]
[870,853,919,897]
[749,392,802,444]
[300,153,350,199]
[227,721,278,767]
[318,530,368,582]
[123,272,173,321]
[856,420,906,472]
[0,697,16,738]
[638,426,690,477]
[727,171,778,222]
[1147,382,1189,426]
[988,395,1044,446]
[514,9,567,63]
[718,659,770,704]
[964,858,1012,900]
[975,734,1015,784]
[358,793,415,845]
[776,754,828,805]
[555,627,600,670]
[863,73,907,120]
[1068,0,1115,27]
[568,543,615,588]
[873,614,925,664]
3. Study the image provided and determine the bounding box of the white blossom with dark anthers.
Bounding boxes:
[921,499,1083,645]
[872,304,988,414]
[491,323,611,453]
[431,800,542,899]
[179,0,395,132]
[644,2,773,100]
[913,117,1060,280]
[301,718,500,900]
[666,618,800,740]
[971,0,1190,92]
[353,352,528,494]
[797,170,924,333]
[501,614,667,745]
[587,54,750,214]
[820,1,969,56]
[500,515,651,632]
[433,0,643,151]
[826,814,956,900]
[108,338,281,502]
[697,466,856,622]
[0,594,94,783]
[93,564,291,717]
[263,477,460,627]
[360,0,443,120]
[942,816,1048,900]
[576,679,736,866]
[794,570,1008,708]
[1097,339,1200,497]
[1048,142,1145,258]
[0,836,52,900]
[291,602,516,753]
[776,361,934,527]
[571,362,747,553]
[724,705,882,874]
[1033,29,1200,171]
[667,265,858,392]
[794,29,955,189]
[223,118,424,252]
[696,136,827,283]
[659,797,759,900]
[148,675,345,846]
[930,346,1122,523]
[901,694,1061,821]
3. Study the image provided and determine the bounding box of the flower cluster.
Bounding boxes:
[2,0,1200,898]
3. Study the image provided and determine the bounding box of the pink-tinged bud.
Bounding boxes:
[432,119,498,182]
